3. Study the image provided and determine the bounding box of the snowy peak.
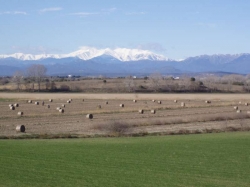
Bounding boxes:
[0,47,168,61]
[67,47,168,61]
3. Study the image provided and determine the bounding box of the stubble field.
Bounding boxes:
[0,93,250,137]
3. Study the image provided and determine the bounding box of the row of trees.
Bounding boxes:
[8,66,250,93]
[123,73,250,93]
[12,64,47,92]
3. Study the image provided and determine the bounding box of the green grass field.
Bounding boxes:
[0,132,249,187]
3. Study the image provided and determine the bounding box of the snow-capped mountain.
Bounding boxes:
[0,47,168,61]
[0,49,250,76]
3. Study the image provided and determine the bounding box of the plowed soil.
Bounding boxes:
[0,93,250,137]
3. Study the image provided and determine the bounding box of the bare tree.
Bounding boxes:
[243,74,250,92]
[149,72,163,91]
[124,76,135,92]
[26,64,47,92]
[12,71,24,91]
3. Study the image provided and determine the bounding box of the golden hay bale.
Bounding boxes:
[16,125,25,133]
[28,100,32,103]
[138,109,144,114]
[133,99,137,103]
[245,103,249,106]
[174,100,177,103]
[61,104,65,108]
[105,101,108,104]
[236,110,241,113]
[9,104,13,107]
[205,100,211,103]
[56,107,61,110]
[151,109,156,114]
[86,114,93,119]
[10,106,15,110]
[17,111,23,116]
[120,104,124,107]
[233,106,238,110]
[49,99,53,102]
[158,101,162,104]
[67,100,71,103]
[181,102,185,107]
[35,101,39,105]
[59,109,64,113]
[14,103,19,107]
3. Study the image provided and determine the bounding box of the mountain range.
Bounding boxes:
[0,47,249,76]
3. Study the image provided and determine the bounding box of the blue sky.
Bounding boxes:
[0,0,249,59]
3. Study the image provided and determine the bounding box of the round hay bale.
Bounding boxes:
[35,101,39,105]
[120,104,124,107]
[205,100,211,104]
[86,114,93,119]
[245,103,249,106]
[9,104,13,107]
[151,109,156,114]
[233,106,238,110]
[17,111,23,116]
[62,104,65,108]
[47,105,50,108]
[158,101,162,104]
[138,109,144,114]
[152,100,155,102]
[56,107,61,110]
[49,99,53,102]
[239,101,242,104]
[69,99,72,101]
[16,125,25,133]
[236,110,241,113]
[10,106,15,110]
[105,101,108,104]
[181,102,185,107]
[174,100,177,103]
[14,103,19,107]
[67,100,71,103]
[133,99,137,103]
[59,109,64,113]
[247,111,250,114]
[28,100,32,103]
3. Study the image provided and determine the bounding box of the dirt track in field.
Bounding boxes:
[0,93,250,137]
[1,92,250,101]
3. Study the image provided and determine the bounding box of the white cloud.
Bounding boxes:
[102,7,117,13]
[0,11,27,15]
[137,43,166,52]
[39,7,62,13]
[70,12,99,17]
[70,7,117,17]
[125,12,146,15]
[11,45,62,54]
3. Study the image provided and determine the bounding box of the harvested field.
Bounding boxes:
[0,93,250,137]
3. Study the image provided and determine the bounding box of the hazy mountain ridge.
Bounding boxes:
[0,48,249,76]
[0,47,168,61]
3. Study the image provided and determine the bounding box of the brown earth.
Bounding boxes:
[0,93,250,137]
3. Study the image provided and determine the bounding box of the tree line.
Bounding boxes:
[12,64,53,92]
